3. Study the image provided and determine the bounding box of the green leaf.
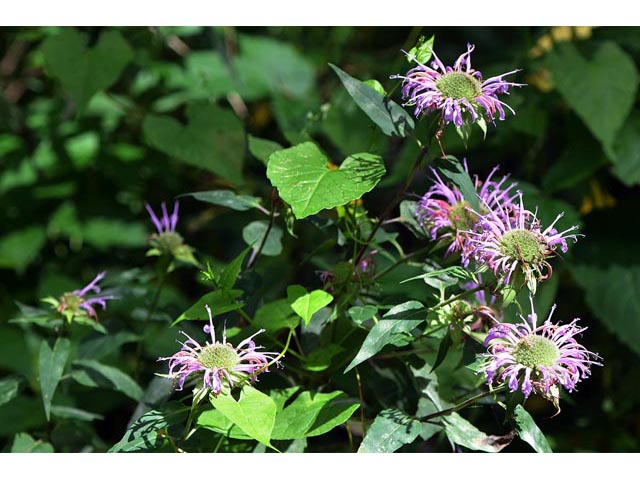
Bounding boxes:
[50,405,104,422]
[513,405,552,453]
[329,63,414,137]
[547,41,638,157]
[348,305,378,325]
[83,218,147,250]
[77,331,141,360]
[42,29,133,113]
[254,299,300,333]
[71,359,143,401]
[0,375,22,407]
[436,157,480,211]
[572,264,640,357]
[218,247,251,291]
[301,344,344,372]
[210,385,277,447]
[444,412,514,452]
[267,142,386,219]
[289,287,334,326]
[431,330,453,373]
[272,390,358,440]
[0,226,46,274]
[143,103,245,184]
[248,135,283,166]
[358,408,421,453]
[38,337,71,421]
[407,35,435,65]
[109,405,188,452]
[172,289,244,326]
[11,433,54,453]
[345,318,424,372]
[181,190,262,212]
[242,221,283,257]
[611,112,640,187]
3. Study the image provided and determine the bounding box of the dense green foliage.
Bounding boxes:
[1,26,639,453]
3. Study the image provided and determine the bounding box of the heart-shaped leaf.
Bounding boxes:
[42,29,133,113]
[143,103,245,184]
[288,288,333,326]
[547,41,638,157]
[267,142,385,219]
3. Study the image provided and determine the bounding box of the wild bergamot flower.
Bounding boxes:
[392,43,523,127]
[146,200,197,265]
[416,162,518,256]
[159,305,278,395]
[464,194,581,291]
[45,271,115,323]
[482,296,601,402]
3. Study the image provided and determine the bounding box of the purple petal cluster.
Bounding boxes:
[416,162,518,256]
[464,194,581,287]
[159,305,278,395]
[146,201,179,234]
[482,297,601,398]
[392,43,523,126]
[58,271,115,319]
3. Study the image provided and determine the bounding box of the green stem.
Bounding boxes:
[247,189,277,269]
[419,386,507,423]
[373,245,434,281]
[429,281,496,312]
[237,307,304,361]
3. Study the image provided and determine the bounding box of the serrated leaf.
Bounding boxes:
[345,319,423,372]
[181,190,262,212]
[572,264,640,357]
[11,433,54,453]
[513,405,552,453]
[42,29,133,113]
[38,337,71,421]
[172,289,244,326]
[547,41,638,157]
[210,385,277,447]
[71,359,143,401]
[444,412,514,452]
[267,142,386,219]
[358,408,421,453]
[109,405,188,452]
[289,287,333,326]
[329,63,414,137]
[143,103,245,184]
[242,221,283,257]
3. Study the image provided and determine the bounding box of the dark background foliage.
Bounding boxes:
[1,26,639,452]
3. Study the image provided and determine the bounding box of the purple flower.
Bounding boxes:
[482,296,601,400]
[57,271,115,320]
[416,162,518,256]
[464,193,581,290]
[159,305,279,396]
[392,43,523,127]
[145,200,198,264]
[146,201,179,235]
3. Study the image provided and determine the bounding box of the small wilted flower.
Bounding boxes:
[464,194,581,292]
[481,296,601,404]
[416,162,518,256]
[45,271,115,325]
[146,200,198,266]
[392,43,523,127]
[159,305,278,396]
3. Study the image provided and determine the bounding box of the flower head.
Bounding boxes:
[416,162,518,256]
[159,305,278,396]
[482,296,601,401]
[392,43,523,127]
[464,194,581,291]
[55,271,115,322]
[146,201,198,265]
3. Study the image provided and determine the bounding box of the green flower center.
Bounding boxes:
[499,229,546,264]
[60,292,83,312]
[198,344,240,370]
[151,231,184,255]
[435,72,482,100]
[448,201,478,231]
[513,334,559,369]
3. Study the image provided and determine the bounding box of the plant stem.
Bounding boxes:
[419,386,507,423]
[247,188,277,269]
[373,245,434,281]
[237,307,304,361]
[428,281,496,312]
